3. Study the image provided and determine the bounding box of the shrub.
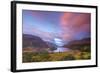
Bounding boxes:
[62,54,75,60]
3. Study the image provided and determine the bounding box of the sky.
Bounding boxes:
[22,10,91,44]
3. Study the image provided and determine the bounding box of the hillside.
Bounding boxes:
[23,34,57,52]
[63,38,91,52]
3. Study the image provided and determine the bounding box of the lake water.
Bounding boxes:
[54,47,70,52]
[53,38,70,52]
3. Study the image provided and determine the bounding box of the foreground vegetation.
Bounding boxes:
[22,50,91,63]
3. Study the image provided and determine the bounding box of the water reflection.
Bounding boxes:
[53,38,69,52]
[54,47,69,52]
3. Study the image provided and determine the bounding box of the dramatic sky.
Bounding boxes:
[22,10,91,44]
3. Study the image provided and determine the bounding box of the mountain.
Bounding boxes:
[63,38,91,51]
[46,42,57,51]
[23,34,57,52]
[23,34,49,48]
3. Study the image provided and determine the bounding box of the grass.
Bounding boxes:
[22,50,91,63]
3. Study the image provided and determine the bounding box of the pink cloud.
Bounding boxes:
[61,12,74,26]
[60,12,91,40]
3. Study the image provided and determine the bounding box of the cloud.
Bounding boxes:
[70,13,91,31]
[61,12,74,26]
[60,12,91,41]
[32,28,59,42]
